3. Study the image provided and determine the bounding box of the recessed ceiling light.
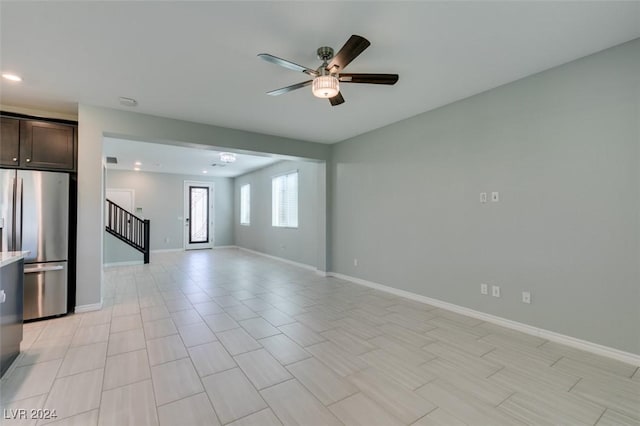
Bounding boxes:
[202,170,208,174]
[134,167,140,171]
[219,152,236,163]
[2,73,22,82]
[134,161,142,166]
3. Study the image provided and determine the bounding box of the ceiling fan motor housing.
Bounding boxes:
[317,46,334,61]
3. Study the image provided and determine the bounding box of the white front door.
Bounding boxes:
[183,181,214,250]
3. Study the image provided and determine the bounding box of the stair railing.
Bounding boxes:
[105,199,150,264]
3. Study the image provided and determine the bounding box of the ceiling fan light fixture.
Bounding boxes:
[312,75,339,98]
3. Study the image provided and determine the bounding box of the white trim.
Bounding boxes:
[237,247,319,272]
[74,301,103,313]
[329,272,640,366]
[184,180,215,250]
[214,245,239,249]
[103,260,143,268]
[150,248,183,253]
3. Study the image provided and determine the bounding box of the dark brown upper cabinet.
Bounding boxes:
[19,120,76,171]
[0,117,21,167]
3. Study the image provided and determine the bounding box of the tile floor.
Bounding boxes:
[1,248,639,425]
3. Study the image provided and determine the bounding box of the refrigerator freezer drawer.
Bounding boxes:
[24,261,68,320]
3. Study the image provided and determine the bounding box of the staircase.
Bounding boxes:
[105,199,150,264]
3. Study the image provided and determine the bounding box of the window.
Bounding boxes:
[272,171,298,228]
[240,184,250,225]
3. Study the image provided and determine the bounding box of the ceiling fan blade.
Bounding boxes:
[266,80,313,96]
[326,35,370,72]
[329,92,345,106]
[258,53,318,76]
[339,73,399,85]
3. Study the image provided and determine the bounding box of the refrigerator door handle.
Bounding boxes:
[24,265,65,273]
[15,177,22,251]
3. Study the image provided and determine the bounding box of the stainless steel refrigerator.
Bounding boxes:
[0,169,69,320]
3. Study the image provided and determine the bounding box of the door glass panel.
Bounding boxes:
[189,186,209,243]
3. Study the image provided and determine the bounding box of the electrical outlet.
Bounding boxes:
[480,283,488,295]
[522,291,531,304]
[492,285,501,297]
[491,191,499,202]
[353,258,358,267]
[480,192,487,203]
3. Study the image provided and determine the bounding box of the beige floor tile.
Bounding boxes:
[320,329,375,355]
[216,328,262,355]
[103,349,151,390]
[259,334,311,365]
[420,358,512,405]
[500,388,607,425]
[151,358,204,406]
[305,341,368,377]
[193,301,225,316]
[360,349,435,390]
[382,312,436,333]
[417,380,525,426]
[157,392,220,426]
[70,324,110,347]
[426,327,495,357]
[278,323,325,347]
[539,341,638,378]
[57,342,108,377]
[412,407,467,426]
[202,368,267,424]
[43,368,103,422]
[423,342,502,378]
[188,341,236,377]
[79,310,112,327]
[203,313,240,333]
[107,328,146,356]
[379,323,436,347]
[170,309,203,326]
[368,335,434,366]
[141,305,171,323]
[111,302,140,318]
[487,362,580,394]
[0,394,47,426]
[164,298,194,313]
[596,409,640,426]
[43,409,99,426]
[234,349,292,390]
[177,322,217,347]
[570,377,640,421]
[1,359,62,402]
[226,305,259,321]
[260,379,341,426]
[226,408,282,426]
[17,337,71,367]
[98,380,158,426]
[332,316,381,340]
[146,334,188,366]
[328,392,404,426]
[287,357,358,405]
[109,314,142,333]
[143,318,178,340]
[348,368,436,424]
[242,298,274,312]
[260,309,295,327]
[239,318,281,339]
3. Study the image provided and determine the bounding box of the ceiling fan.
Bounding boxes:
[258,35,399,106]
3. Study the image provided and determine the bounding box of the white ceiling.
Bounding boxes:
[103,137,282,178]
[1,2,638,144]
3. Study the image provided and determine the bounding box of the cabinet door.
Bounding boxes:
[0,117,20,167]
[20,120,75,170]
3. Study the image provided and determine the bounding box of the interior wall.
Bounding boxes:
[103,170,234,264]
[330,39,640,354]
[234,160,320,268]
[77,105,328,309]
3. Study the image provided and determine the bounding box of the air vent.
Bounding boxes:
[210,163,226,168]
[106,156,118,164]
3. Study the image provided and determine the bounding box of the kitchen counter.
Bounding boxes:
[0,251,29,268]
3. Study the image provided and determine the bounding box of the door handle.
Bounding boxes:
[24,265,64,274]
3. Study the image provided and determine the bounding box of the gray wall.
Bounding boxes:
[234,160,320,268]
[330,39,640,354]
[104,170,234,264]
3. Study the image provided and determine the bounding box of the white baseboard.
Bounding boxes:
[103,260,143,268]
[329,272,640,366]
[74,301,103,313]
[150,248,183,253]
[237,247,325,274]
[214,245,239,249]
